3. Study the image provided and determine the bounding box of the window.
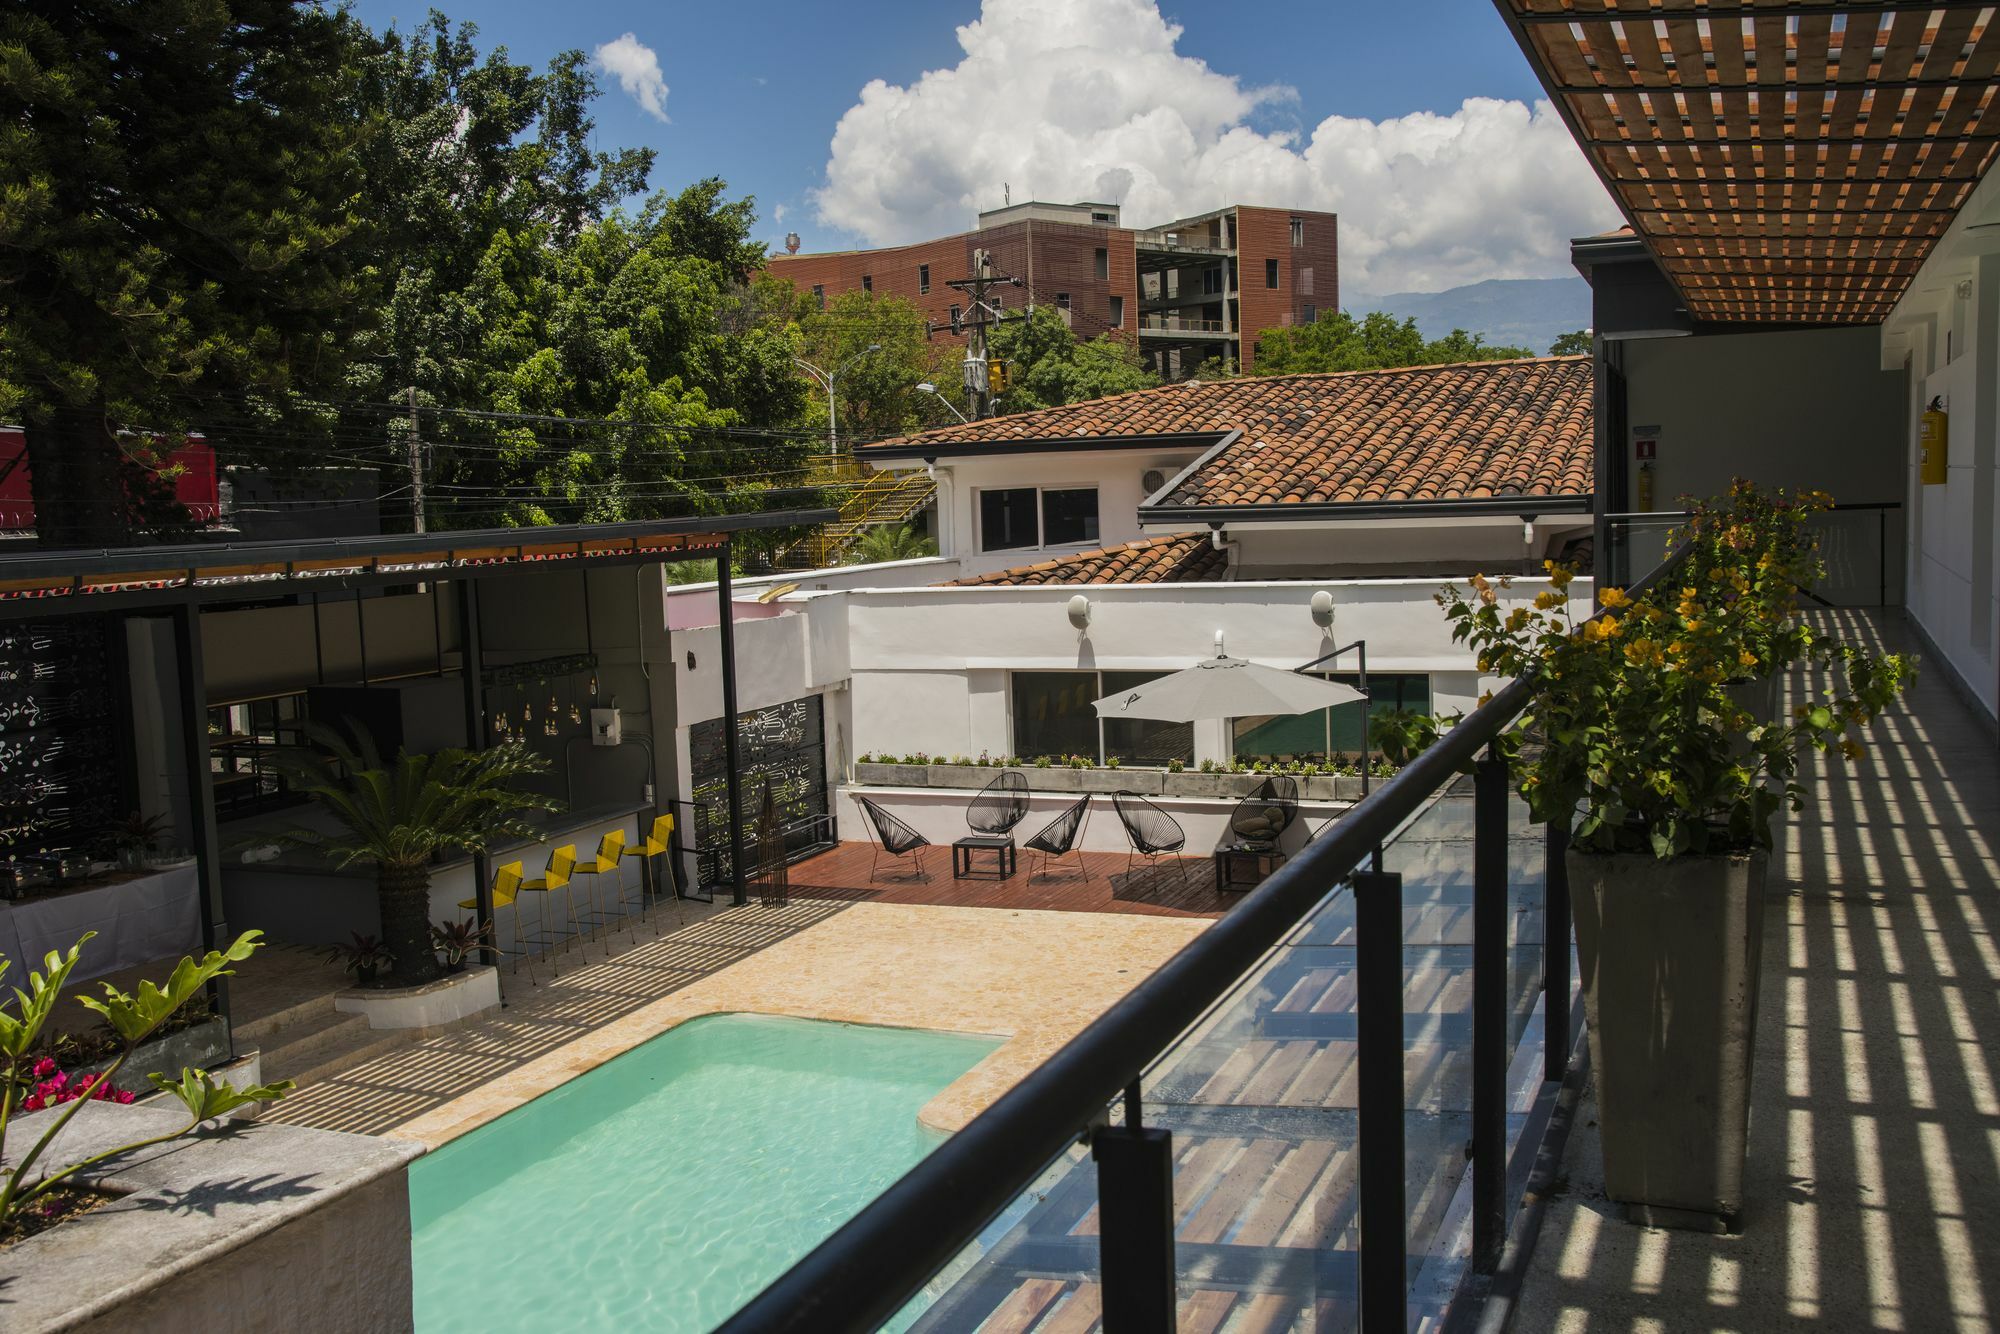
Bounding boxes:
[949,303,962,331]
[1290,217,1304,247]
[991,293,1003,311]
[1040,488,1099,546]
[811,284,825,310]
[1013,670,1192,766]
[1056,292,1071,309]
[1264,258,1279,289]
[1109,295,1124,327]
[1299,267,1314,297]
[1202,267,1224,296]
[977,486,1099,551]
[862,274,873,292]
[1302,303,1316,324]
[1232,672,1433,763]
[979,488,1038,552]
[1092,211,1115,224]
[919,263,930,294]
[1094,247,1109,280]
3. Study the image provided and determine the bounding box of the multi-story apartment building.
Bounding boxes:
[765,200,1337,378]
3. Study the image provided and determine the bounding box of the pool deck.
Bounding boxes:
[260,869,1215,1147]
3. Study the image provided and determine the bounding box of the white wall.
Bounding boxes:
[663,555,961,631]
[915,447,1206,579]
[1621,324,1906,510]
[1229,516,1593,577]
[1882,170,2000,724]
[826,575,1558,763]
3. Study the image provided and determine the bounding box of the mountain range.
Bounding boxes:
[1343,277,1592,357]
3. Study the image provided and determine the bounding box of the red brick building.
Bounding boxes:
[766,201,1336,378]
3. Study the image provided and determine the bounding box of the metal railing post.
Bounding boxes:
[1472,747,1508,1272]
[1093,1082,1177,1332]
[1354,869,1406,1332]
[1545,819,1571,1083]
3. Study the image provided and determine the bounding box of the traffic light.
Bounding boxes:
[986,361,1009,393]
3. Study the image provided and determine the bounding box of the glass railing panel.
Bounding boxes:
[1806,506,1902,607]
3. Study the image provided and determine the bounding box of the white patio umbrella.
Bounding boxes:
[1091,653,1365,723]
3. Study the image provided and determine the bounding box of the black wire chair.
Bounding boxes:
[1227,775,1299,849]
[966,769,1031,837]
[1023,794,1093,882]
[853,794,931,882]
[1112,790,1189,888]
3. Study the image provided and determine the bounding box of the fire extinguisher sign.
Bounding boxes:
[1632,426,1660,461]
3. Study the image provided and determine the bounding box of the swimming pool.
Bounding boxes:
[408,1012,1001,1333]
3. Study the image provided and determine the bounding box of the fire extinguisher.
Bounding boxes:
[1637,460,1656,511]
[1920,396,1949,485]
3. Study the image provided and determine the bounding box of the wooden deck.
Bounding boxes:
[776,841,1235,918]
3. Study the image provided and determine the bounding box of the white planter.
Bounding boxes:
[1,1100,422,1332]
[335,964,500,1032]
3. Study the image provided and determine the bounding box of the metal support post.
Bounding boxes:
[456,579,497,967]
[1544,819,1572,1084]
[1092,1083,1177,1333]
[170,602,230,1023]
[717,542,747,905]
[1354,869,1406,1332]
[1471,747,1509,1272]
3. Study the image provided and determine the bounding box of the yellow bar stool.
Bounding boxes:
[621,813,681,925]
[576,828,631,946]
[519,845,581,970]
[456,860,536,984]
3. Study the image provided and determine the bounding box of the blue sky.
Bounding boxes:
[344,0,1611,293]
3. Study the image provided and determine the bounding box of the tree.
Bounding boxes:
[1250,311,1538,376]
[1550,329,1594,356]
[987,306,1158,413]
[272,725,558,988]
[848,523,938,565]
[0,1,370,546]
[791,289,952,445]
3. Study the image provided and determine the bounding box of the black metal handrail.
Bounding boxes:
[1606,500,1900,607]
[720,551,1690,1333]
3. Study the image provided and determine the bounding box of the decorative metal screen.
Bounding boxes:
[0,617,124,858]
[688,695,831,888]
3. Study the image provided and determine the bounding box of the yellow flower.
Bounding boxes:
[1534,590,1564,610]
[1839,739,1866,762]
[1599,586,1630,610]
[1504,608,1530,633]
[1738,650,1757,668]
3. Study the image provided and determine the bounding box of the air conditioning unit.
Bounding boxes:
[1140,468,1169,497]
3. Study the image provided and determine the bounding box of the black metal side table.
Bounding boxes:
[952,834,1018,879]
[1214,843,1285,892]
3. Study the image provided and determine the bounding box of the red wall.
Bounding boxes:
[0,427,220,530]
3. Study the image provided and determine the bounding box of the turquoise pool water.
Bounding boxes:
[408,1013,1000,1333]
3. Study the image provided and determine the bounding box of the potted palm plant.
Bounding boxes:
[271,723,557,989]
[1441,491,1910,1229]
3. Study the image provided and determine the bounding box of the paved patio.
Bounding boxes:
[783,841,1233,917]
[1514,609,2000,1332]
[261,887,1211,1147]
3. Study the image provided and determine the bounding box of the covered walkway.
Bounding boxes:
[1516,610,2000,1331]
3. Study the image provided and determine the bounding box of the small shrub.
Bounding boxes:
[1106,756,1123,769]
[930,754,949,765]
[1035,755,1053,768]
[1066,754,1088,770]
[1167,758,1186,773]
[1199,759,1218,774]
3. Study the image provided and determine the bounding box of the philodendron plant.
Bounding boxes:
[0,930,293,1236]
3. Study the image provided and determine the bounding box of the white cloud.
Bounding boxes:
[814,0,1619,293]
[594,33,669,122]
[773,203,789,222]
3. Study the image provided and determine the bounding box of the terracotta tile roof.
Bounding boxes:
[868,357,1594,512]
[946,532,1226,587]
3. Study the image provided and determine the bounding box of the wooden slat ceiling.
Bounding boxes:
[1499,1,2000,324]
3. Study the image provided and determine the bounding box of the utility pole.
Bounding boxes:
[932,248,1025,420]
[405,386,425,534]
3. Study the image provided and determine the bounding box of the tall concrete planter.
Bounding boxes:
[1570,847,1768,1230]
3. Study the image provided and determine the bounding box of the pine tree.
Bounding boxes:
[0,1,368,546]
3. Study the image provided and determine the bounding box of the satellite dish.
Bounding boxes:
[784,232,801,255]
[1141,468,1168,495]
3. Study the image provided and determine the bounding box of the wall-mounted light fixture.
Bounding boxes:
[685,650,697,671]
[1066,594,1092,630]
[1310,590,1335,629]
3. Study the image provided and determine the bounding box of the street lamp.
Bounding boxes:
[794,343,881,454]
[915,382,969,424]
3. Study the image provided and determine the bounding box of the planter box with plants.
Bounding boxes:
[852,754,1394,803]
[1443,483,1911,1230]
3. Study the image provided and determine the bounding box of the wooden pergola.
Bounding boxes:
[1495,0,2000,325]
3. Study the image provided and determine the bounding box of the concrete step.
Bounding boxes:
[256,1007,410,1089]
